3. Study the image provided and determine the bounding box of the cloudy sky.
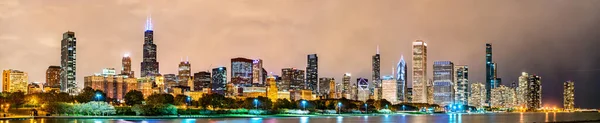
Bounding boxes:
[1,0,599,108]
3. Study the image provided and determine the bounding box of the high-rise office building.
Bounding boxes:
[328,78,337,99]
[454,65,469,105]
[60,31,77,94]
[485,43,499,105]
[469,82,486,108]
[46,66,61,88]
[212,67,227,95]
[397,55,407,103]
[231,58,253,88]
[193,71,211,92]
[372,47,381,100]
[433,61,454,106]
[357,78,369,102]
[490,85,516,108]
[163,74,177,92]
[307,54,318,92]
[564,81,575,111]
[318,77,333,99]
[2,69,28,93]
[412,40,428,103]
[516,72,529,108]
[407,88,413,103]
[178,60,191,86]
[121,54,134,78]
[252,59,264,86]
[527,75,542,111]
[427,78,434,104]
[281,68,305,91]
[381,75,397,104]
[141,17,160,78]
[342,73,352,99]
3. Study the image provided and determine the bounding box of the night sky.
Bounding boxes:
[1,0,599,108]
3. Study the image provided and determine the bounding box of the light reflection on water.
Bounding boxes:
[5,112,600,123]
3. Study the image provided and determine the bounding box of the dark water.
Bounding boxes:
[5,112,600,123]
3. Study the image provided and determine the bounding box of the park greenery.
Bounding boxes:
[0,87,443,116]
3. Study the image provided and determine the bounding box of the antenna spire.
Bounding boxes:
[376,45,380,54]
[145,15,153,31]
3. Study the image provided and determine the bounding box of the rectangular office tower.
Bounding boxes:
[307,54,318,92]
[252,59,264,86]
[381,75,397,104]
[433,61,454,106]
[372,49,381,100]
[454,65,469,105]
[412,40,428,103]
[526,75,542,111]
[485,43,499,105]
[212,67,227,95]
[141,17,160,78]
[318,77,334,99]
[469,82,486,108]
[564,81,575,111]
[61,31,77,94]
[231,58,254,88]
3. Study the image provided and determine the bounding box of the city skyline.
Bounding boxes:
[1,0,600,108]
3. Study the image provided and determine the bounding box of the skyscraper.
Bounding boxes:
[564,81,575,111]
[485,43,498,105]
[45,66,61,88]
[357,78,369,102]
[516,72,529,107]
[281,68,305,91]
[252,59,264,86]
[490,85,516,108]
[454,65,469,105]
[121,54,134,78]
[141,17,160,78]
[372,47,381,100]
[2,69,28,93]
[469,82,486,108]
[397,55,407,103]
[60,31,77,94]
[412,40,428,103]
[212,67,227,95]
[342,73,352,99]
[178,59,191,86]
[381,75,397,104]
[307,54,318,92]
[318,77,333,99]
[527,75,542,111]
[433,61,454,106]
[193,71,211,92]
[231,57,253,87]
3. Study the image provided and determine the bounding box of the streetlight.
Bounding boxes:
[254,99,259,110]
[301,100,307,111]
[337,102,342,114]
[186,96,192,106]
[95,93,102,101]
[364,104,368,114]
[402,105,406,111]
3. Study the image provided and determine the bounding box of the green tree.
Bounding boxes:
[43,102,74,115]
[76,87,103,103]
[374,99,392,110]
[173,94,188,106]
[146,93,174,105]
[124,90,144,106]
[8,91,26,109]
[273,98,293,109]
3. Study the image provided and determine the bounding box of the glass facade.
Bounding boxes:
[433,61,454,106]
[141,17,159,78]
[212,67,227,95]
[412,40,427,103]
[60,31,77,94]
[231,58,253,87]
[307,54,318,93]
[454,65,469,105]
[397,56,407,103]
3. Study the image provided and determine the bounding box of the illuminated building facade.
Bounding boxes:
[193,71,211,92]
[178,60,191,86]
[46,66,61,88]
[28,83,43,94]
[381,75,397,104]
[516,72,529,108]
[469,82,486,108]
[252,59,264,86]
[138,77,154,98]
[307,54,318,93]
[231,57,253,87]
[372,48,381,100]
[163,74,177,92]
[84,69,137,101]
[318,77,333,99]
[427,79,434,104]
[328,78,337,99]
[564,81,575,111]
[491,85,516,108]
[527,75,542,111]
[342,73,352,99]
[407,88,413,103]
[141,17,160,78]
[412,40,428,103]
[397,56,407,103]
[485,43,499,105]
[266,76,278,101]
[357,78,369,102]
[121,54,134,78]
[60,31,77,94]
[2,69,28,93]
[433,61,454,106]
[281,68,305,91]
[454,65,469,105]
[212,67,227,95]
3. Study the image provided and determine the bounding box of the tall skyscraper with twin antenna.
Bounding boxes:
[141,16,160,78]
[372,46,381,100]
